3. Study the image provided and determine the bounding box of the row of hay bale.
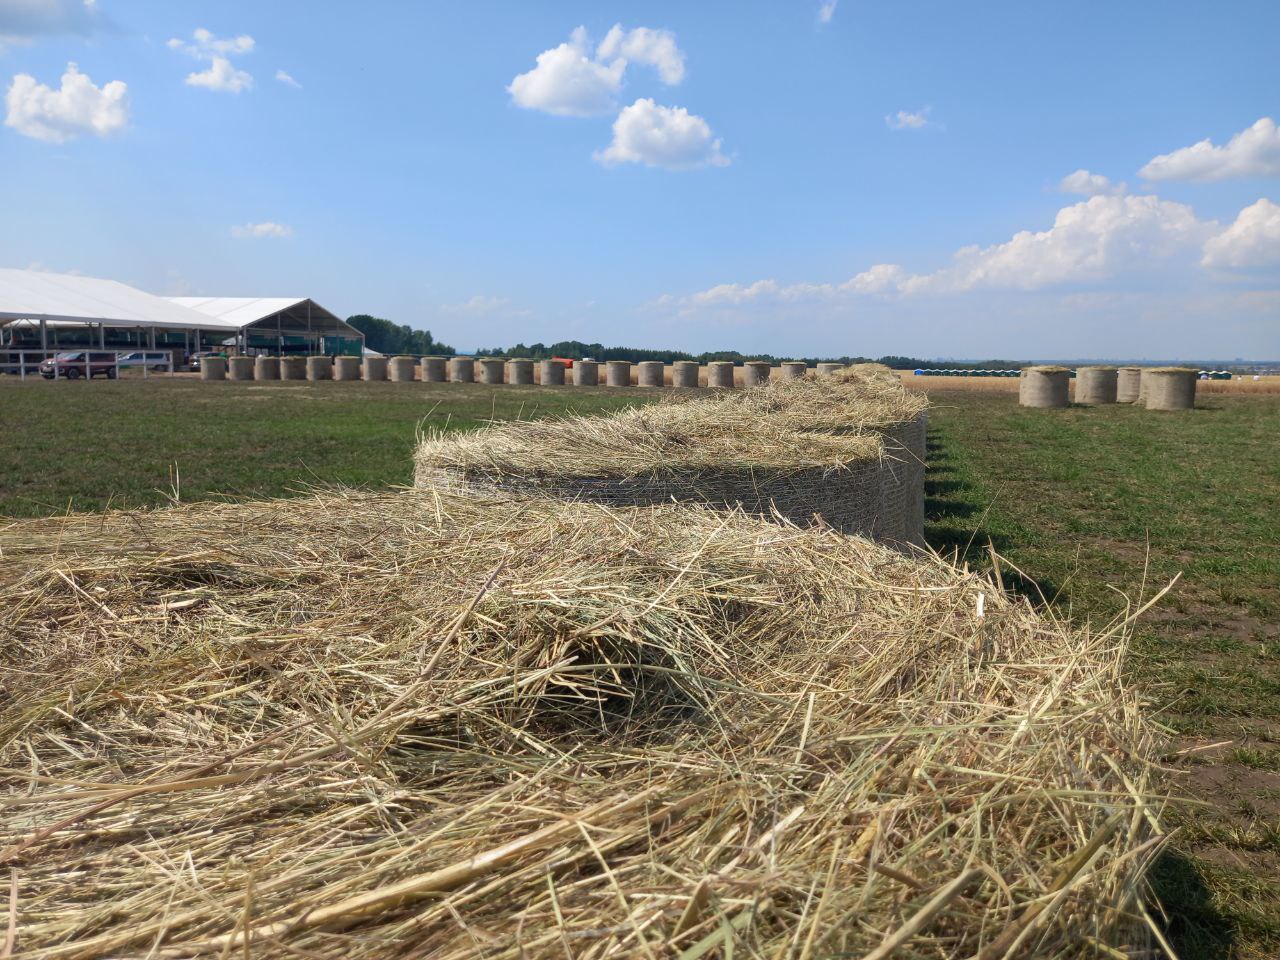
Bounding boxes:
[1020,364,1199,410]
[0,486,1161,958]
[198,355,870,387]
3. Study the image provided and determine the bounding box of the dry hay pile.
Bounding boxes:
[1,490,1162,958]
[414,402,901,540]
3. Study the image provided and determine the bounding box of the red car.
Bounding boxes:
[39,351,119,379]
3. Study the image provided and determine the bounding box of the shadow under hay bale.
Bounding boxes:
[0,489,1163,960]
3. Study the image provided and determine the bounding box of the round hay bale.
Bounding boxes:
[778,361,807,380]
[360,356,387,381]
[450,356,475,383]
[227,356,254,381]
[1117,366,1142,403]
[707,361,735,388]
[1075,366,1118,405]
[388,356,416,382]
[508,359,534,385]
[743,361,771,387]
[253,356,280,381]
[672,361,699,388]
[1143,367,1197,410]
[421,356,448,382]
[279,357,306,380]
[540,359,566,386]
[331,357,359,380]
[573,359,598,386]
[815,362,844,378]
[637,361,664,387]
[305,356,332,381]
[1018,366,1069,408]
[606,360,631,387]
[199,356,226,381]
[478,359,505,384]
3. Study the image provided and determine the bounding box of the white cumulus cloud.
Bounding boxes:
[594,98,729,170]
[4,62,127,143]
[231,221,293,239]
[596,25,684,84]
[507,24,685,117]
[185,57,252,93]
[818,1,838,24]
[1202,198,1280,269]
[275,69,301,89]
[1140,117,1280,183]
[1059,169,1126,196]
[169,28,255,93]
[886,108,932,131]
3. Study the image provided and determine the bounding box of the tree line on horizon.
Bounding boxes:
[346,316,1020,370]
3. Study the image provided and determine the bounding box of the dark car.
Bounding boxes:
[39,351,119,380]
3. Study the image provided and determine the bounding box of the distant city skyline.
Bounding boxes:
[2,0,1277,359]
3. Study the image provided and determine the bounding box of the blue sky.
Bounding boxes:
[2,0,1277,359]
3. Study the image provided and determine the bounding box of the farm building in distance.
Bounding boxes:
[0,268,362,359]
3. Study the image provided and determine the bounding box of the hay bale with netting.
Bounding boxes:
[606,360,631,386]
[227,356,254,380]
[0,489,1162,959]
[200,356,226,380]
[743,360,771,386]
[1143,366,1198,410]
[508,358,534,384]
[450,356,475,382]
[779,360,807,379]
[816,361,844,377]
[421,356,448,382]
[280,356,306,380]
[540,359,565,385]
[637,360,664,386]
[672,360,699,387]
[254,355,280,380]
[388,356,416,381]
[415,403,898,538]
[1075,366,1118,405]
[1117,366,1142,403]
[707,361,734,388]
[573,359,598,386]
[664,374,930,545]
[1019,365,1069,407]
[306,356,332,380]
[361,356,387,381]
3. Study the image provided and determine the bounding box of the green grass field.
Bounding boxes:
[2,378,1277,957]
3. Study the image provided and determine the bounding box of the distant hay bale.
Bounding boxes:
[1075,366,1118,405]
[421,356,448,382]
[743,360,771,386]
[1019,366,1069,408]
[253,356,280,380]
[450,356,475,382]
[815,362,844,377]
[199,356,226,380]
[360,356,387,381]
[280,357,306,380]
[1143,366,1198,410]
[388,356,416,381]
[1117,366,1142,403]
[637,360,664,386]
[707,361,734,388]
[672,360,699,387]
[508,359,534,384]
[333,356,360,380]
[305,356,332,381]
[227,356,254,380]
[778,361,807,379]
[0,489,1161,959]
[415,403,895,537]
[477,358,504,384]
[540,359,565,385]
[573,359,598,386]
[606,360,631,387]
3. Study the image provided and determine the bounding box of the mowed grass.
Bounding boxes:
[0,379,654,517]
[3,377,1278,956]
[924,390,1280,960]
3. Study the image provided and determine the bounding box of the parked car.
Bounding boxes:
[39,351,119,380]
[188,351,226,372]
[116,350,172,372]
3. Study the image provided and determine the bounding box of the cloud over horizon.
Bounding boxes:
[1141,117,1280,182]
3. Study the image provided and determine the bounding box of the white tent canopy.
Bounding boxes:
[168,297,359,338]
[0,268,235,330]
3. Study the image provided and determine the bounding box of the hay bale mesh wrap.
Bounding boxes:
[637,360,664,386]
[0,490,1161,959]
[279,356,306,380]
[539,359,565,385]
[253,356,280,380]
[573,359,598,386]
[421,356,448,382]
[507,358,534,385]
[1019,365,1070,408]
[1117,366,1142,403]
[227,356,254,380]
[449,356,475,383]
[199,356,226,380]
[606,360,631,387]
[1075,366,1118,405]
[1143,366,1198,410]
[305,356,332,381]
[671,360,699,388]
[360,356,387,381]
